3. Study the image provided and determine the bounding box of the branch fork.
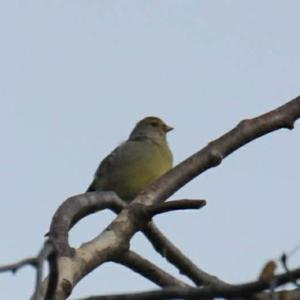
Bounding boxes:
[1,95,300,300]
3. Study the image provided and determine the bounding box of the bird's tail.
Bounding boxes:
[86,181,96,192]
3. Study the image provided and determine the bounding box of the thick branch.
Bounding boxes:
[48,191,125,256]
[76,267,300,300]
[256,288,300,300]
[47,192,221,294]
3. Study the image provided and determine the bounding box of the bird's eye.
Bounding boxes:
[150,122,157,127]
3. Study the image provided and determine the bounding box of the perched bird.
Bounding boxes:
[87,116,173,201]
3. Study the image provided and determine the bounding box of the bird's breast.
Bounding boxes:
[111,140,172,201]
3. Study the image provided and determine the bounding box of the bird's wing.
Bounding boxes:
[97,142,127,176]
[86,141,127,192]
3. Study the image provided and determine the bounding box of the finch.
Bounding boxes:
[87,116,173,202]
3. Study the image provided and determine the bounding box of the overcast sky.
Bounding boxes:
[1,1,300,299]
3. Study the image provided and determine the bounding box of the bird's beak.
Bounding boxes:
[165,124,174,132]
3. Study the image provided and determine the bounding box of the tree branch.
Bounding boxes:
[280,253,300,288]
[256,288,300,300]
[148,199,206,216]
[113,250,190,288]
[33,241,55,300]
[46,193,211,295]
[0,257,37,274]
[134,95,300,208]
[142,222,228,287]
[76,267,300,300]
[35,95,300,298]
[48,191,125,256]
[0,240,58,300]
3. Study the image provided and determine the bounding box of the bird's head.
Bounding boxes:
[129,116,173,141]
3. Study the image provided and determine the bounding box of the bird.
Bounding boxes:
[87,116,173,202]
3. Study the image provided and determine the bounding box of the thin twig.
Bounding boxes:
[287,244,300,257]
[280,253,300,288]
[45,239,59,300]
[0,241,57,300]
[148,199,206,216]
[0,257,37,273]
[143,222,229,287]
[114,250,190,288]
[32,240,55,300]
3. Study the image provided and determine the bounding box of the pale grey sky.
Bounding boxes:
[1,1,300,299]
